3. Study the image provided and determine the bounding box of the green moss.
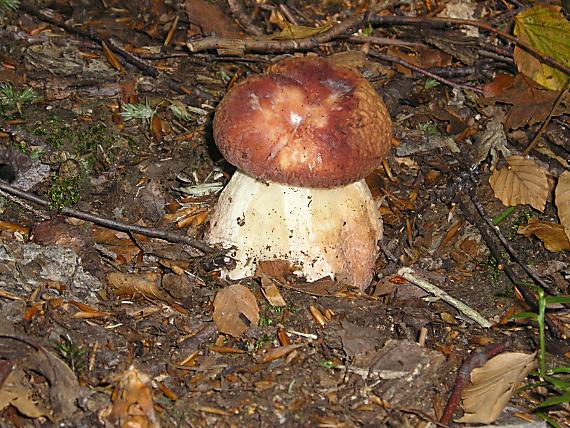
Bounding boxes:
[319,360,336,369]
[416,120,440,136]
[253,335,272,351]
[48,175,81,210]
[76,122,115,155]
[32,117,72,149]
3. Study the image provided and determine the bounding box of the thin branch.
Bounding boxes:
[458,190,563,339]
[19,4,156,75]
[468,188,554,292]
[369,15,570,77]
[187,12,368,52]
[523,81,570,156]
[0,180,216,254]
[227,0,264,36]
[368,51,484,94]
[187,11,570,80]
[347,34,426,48]
[397,267,492,328]
[0,189,49,220]
[18,3,189,95]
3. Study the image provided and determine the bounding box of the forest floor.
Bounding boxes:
[0,0,569,427]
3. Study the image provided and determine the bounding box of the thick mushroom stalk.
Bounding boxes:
[207,171,382,289]
[207,57,392,290]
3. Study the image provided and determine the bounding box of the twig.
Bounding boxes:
[397,267,492,328]
[18,3,188,95]
[368,51,484,94]
[187,11,368,52]
[278,3,301,26]
[0,188,50,220]
[523,81,570,156]
[458,191,563,339]
[0,180,216,254]
[19,4,155,75]
[187,11,570,79]
[468,189,553,291]
[347,34,426,48]
[227,0,263,36]
[369,15,570,77]
[440,342,507,425]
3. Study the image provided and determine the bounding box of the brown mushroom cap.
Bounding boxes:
[213,57,392,188]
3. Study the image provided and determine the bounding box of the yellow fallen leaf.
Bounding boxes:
[457,352,536,424]
[555,170,570,241]
[513,5,570,90]
[518,218,570,252]
[213,284,260,337]
[489,155,548,212]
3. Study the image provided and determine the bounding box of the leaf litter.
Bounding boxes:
[0,0,569,426]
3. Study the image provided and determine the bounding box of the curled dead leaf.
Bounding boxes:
[257,344,304,364]
[457,352,536,424]
[489,155,548,212]
[105,366,159,428]
[0,370,51,419]
[213,284,260,337]
[107,272,174,303]
[0,336,80,420]
[555,170,570,241]
[518,218,570,252]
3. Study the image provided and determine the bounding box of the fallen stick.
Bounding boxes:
[0,180,217,255]
[397,267,492,328]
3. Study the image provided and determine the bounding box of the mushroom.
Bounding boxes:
[207,57,392,290]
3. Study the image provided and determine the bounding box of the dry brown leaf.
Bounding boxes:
[0,336,80,419]
[150,115,163,142]
[483,74,514,98]
[457,352,536,424]
[105,366,159,428]
[107,272,173,303]
[257,344,304,363]
[489,155,548,212]
[213,284,260,337]
[185,0,240,38]
[518,218,570,252]
[489,73,570,129]
[101,41,124,73]
[0,370,51,419]
[260,278,287,307]
[556,170,570,241]
[0,220,29,237]
[256,261,288,307]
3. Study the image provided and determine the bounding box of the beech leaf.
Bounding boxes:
[213,284,260,337]
[457,352,536,424]
[555,170,570,241]
[513,5,570,90]
[518,218,570,252]
[489,155,548,212]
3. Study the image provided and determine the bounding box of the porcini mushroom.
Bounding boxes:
[207,57,392,290]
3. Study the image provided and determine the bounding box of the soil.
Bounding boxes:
[0,1,568,427]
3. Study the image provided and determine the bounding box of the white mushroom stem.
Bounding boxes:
[207,170,382,290]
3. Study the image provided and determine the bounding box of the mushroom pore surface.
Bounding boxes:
[213,57,392,188]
